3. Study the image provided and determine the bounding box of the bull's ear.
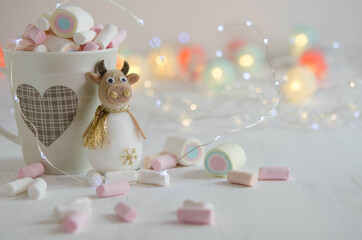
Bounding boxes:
[86,72,101,85]
[127,73,140,85]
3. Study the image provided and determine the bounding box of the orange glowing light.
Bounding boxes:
[300,49,327,81]
[116,54,124,70]
[179,48,192,73]
[178,46,205,82]
[0,46,5,77]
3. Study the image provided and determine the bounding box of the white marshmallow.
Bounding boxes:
[36,17,51,31]
[73,30,97,45]
[137,169,170,187]
[43,35,80,52]
[105,170,137,184]
[27,178,47,200]
[35,11,52,31]
[163,136,205,166]
[33,44,48,52]
[93,24,118,49]
[3,178,34,197]
[69,197,92,206]
[86,169,103,186]
[41,11,53,19]
[183,199,214,210]
[55,197,92,222]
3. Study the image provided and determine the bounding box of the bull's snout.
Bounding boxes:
[122,89,131,97]
[110,91,118,99]
[108,85,132,104]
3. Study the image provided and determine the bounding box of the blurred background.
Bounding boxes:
[0,0,362,56]
[1,0,362,133]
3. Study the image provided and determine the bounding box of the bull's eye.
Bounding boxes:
[120,77,128,83]
[106,77,115,84]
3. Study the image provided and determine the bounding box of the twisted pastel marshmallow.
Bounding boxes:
[204,143,246,177]
[163,136,205,166]
[50,6,94,38]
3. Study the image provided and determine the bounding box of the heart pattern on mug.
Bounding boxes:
[16,84,78,147]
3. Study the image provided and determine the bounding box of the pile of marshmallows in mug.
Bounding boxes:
[3,135,290,233]
[5,6,126,52]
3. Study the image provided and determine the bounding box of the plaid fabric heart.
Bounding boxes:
[16,84,78,147]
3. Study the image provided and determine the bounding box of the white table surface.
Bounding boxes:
[0,76,361,240]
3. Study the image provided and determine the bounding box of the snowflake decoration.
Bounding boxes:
[120,148,138,166]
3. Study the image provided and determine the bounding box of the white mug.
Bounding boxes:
[0,48,118,174]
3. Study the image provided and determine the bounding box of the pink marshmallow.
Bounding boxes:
[63,211,88,233]
[177,207,215,225]
[5,38,35,51]
[227,170,258,187]
[18,162,44,179]
[107,29,127,49]
[92,24,103,35]
[83,41,99,51]
[144,152,166,169]
[23,24,46,45]
[96,181,130,198]
[259,167,290,180]
[151,154,178,172]
[114,202,138,222]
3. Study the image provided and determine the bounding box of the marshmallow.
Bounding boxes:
[50,6,94,38]
[107,29,127,49]
[227,170,258,187]
[35,17,51,31]
[5,38,35,51]
[137,169,170,187]
[94,24,118,49]
[259,167,290,180]
[63,211,89,233]
[151,154,178,172]
[27,178,47,199]
[105,170,137,184]
[96,181,130,198]
[178,207,215,225]
[69,197,92,205]
[83,41,99,51]
[204,143,246,177]
[41,11,53,19]
[35,11,53,31]
[163,136,205,166]
[143,152,166,169]
[183,199,214,210]
[114,202,138,222]
[91,24,103,35]
[33,44,48,52]
[73,30,97,45]
[55,197,92,222]
[86,169,103,186]
[43,35,80,52]
[3,178,34,197]
[18,162,45,179]
[23,25,46,45]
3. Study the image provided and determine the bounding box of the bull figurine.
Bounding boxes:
[82,60,146,184]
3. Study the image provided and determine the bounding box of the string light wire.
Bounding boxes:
[270,47,361,128]
[179,21,281,161]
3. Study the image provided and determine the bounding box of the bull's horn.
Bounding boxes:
[98,60,107,76]
[121,61,129,75]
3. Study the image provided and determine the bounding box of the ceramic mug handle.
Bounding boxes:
[0,66,20,145]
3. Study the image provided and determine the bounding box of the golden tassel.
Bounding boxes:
[82,105,130,150]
